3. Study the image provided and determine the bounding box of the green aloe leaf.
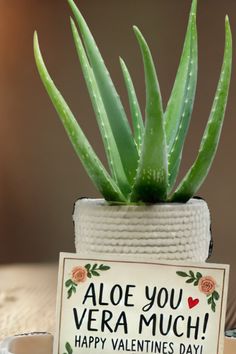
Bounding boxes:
[70,19,131,196]
[130,26,168,202]
[68,0,139,185]
[165,0,198,193]
[119,57,144,153]
[33,32,126,203]
[171,17,232,202]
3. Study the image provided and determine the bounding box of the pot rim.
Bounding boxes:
[73,197,209,209]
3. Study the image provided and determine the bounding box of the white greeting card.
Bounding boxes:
[54,253,229,354]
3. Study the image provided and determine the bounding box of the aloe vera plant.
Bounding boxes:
[34,0,232,204]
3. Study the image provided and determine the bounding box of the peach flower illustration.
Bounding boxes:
[177,270,219,312]
[198,276,216,295]
[65,263,110,299]
[71,266,87,284]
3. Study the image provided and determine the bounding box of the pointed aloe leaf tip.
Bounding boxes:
[225,15,232,39]
[133,26,143,42]
[70,16,75,28]
[133,26,146,47]
[191,0,197,13]
[119,56,125,67]
[33,30,38,42]
[33,31,40,54]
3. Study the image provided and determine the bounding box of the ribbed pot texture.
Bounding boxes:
[73,198,211,262]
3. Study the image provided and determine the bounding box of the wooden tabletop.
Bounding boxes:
[0,263,57,340]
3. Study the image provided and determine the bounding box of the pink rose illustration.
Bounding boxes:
[198,276,216,295]
[71,266,87,284]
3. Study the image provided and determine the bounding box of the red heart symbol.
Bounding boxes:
[188,297,199,309]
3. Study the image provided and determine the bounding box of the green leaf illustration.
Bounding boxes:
[189,270,194,277]
[196,272,202,279]
[85,264,91,271]
[211,302,216,312]
[176,271,189,277]
[85,263,111,278]
[65,342,73,354]
[65,279,77,299]
[186,278,195,283]
[213,291,220,300]
[65,279,72,287]
[67,287,73,299]
[99,265,111,271]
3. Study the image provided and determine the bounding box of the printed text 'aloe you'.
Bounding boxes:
[54,253,229,354]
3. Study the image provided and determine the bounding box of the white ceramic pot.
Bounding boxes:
[73,198,211,261]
